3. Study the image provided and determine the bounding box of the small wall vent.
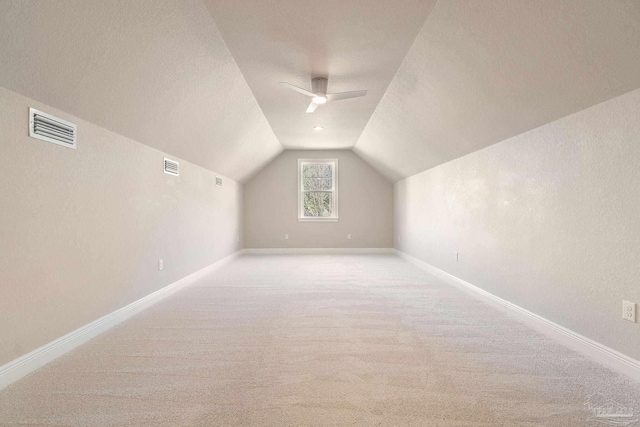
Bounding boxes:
[216,176,223,187]
[164,158,179,176]
[29,108,77,149]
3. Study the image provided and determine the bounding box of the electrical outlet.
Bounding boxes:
[622,300,636,323]
[455,252,459,262]
[284,234,289,240]
[236,235,240,242]
[158,259,164,271]
[347,233,352,240]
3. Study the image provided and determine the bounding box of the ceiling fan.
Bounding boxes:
[279,77,367,113]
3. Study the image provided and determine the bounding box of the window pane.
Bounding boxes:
[303,163,332,178]
[303,192,333,217]
[303,163,333,191]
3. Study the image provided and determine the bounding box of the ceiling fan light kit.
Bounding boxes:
[279,77,367,113]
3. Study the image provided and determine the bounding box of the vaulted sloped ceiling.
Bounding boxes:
[0,0,282,183]
[2,1,640,183]
[201,0,436,151]
[354,0,640,181]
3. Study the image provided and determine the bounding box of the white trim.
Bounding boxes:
[298,158,339,221]
[0,250,241,391]
[395,249,640,383]
[242,248,395,255]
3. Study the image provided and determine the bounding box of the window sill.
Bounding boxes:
[298,217,339,222]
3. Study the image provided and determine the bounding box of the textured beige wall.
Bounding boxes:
[245,150,392,248]
[0,87,243,366]
[395,88,640,360]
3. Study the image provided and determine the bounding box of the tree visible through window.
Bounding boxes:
[298,159,338,221]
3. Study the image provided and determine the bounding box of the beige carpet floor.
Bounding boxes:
[1,254,639,426]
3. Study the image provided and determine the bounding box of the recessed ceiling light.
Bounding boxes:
[313,126,323,131]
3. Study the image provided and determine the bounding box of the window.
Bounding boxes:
[298,159,338,221]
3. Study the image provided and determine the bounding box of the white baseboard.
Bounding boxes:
[0,250,242,391]
[395,249,640,383]
[6,249,636,391]
[241,248,395,255]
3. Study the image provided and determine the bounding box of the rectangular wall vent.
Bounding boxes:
[216,176,223,186]
[29,108,77,149]
[164,158,179,176]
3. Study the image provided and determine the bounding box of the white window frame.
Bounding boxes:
[298,159,338,222]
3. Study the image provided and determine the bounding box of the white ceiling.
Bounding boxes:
[2,1,640,183]
[202,0,436,150]
[0,0,282,183]
[354,0,640,181]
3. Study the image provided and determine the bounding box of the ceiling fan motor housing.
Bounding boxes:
[311,77,328,96]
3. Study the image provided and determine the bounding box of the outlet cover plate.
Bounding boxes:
[623,300,636,323]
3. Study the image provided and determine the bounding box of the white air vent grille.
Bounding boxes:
[164,158,179,176]
[29,108,77,149]
[216,176,223,186]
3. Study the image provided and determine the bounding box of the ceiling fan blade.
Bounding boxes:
[306,102,319,113]
[279,82,315,97]
[326,90,368,102]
